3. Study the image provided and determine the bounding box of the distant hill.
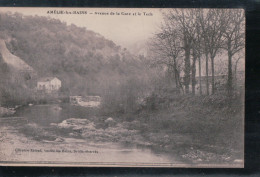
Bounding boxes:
[0,12,150,96]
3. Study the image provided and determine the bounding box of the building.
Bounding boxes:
[180,74,227,85]
[180,74,227,94]
[70,96,82,105]
[37,77,61,93]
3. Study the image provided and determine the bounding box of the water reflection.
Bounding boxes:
[14,104,95,126]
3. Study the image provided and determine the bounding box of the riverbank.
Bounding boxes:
[17,112,242,166]
[0,115,242,167]
[0,106,15,117]
[0,91,244,167]
[0,117,180,166]
[98,92,244,165]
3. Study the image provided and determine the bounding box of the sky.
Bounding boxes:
[0,7,164,49]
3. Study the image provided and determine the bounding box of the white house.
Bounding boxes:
[37,77,61,93]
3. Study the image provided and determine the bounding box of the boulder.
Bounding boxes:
[105,117,116,127]
[105,117,114,123]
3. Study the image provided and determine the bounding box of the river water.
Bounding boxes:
[15,104,95,126]
[3,104,180,166]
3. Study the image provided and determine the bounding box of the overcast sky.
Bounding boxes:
[0,7,164,48]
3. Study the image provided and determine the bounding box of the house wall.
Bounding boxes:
[50,78,61,90]
[37,78,61,92]
[37,81,51,90]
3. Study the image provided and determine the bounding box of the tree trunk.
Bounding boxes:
[173,57,182,93]
[227,51,233,98]
[234,57,241,89]
[211,56,215,94]
[175,69,179,88]
[184,40,191,94]
[205,53,209,95]
[234,64,237,89]
[191,53,197,95]
[173,65,179,88]
[198,56,202,95]
[175,68,184,94]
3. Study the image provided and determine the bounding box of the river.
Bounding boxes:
[0,104,181,166]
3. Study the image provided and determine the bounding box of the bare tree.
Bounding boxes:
[222,9,245,96]
[150,9,244,97]
[198,9,227,95]
[191,48,197,95]
[197,9,210,95]
[191,13,203,95]
[166,9,197,94]
[148,21,184,93]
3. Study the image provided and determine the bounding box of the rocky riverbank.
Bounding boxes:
[0,117,179,166]
[19,116,242,166]
[0,107,15,117]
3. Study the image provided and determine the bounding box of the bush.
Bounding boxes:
[100,76,151,115]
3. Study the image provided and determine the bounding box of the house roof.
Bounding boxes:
[38,77,59,82]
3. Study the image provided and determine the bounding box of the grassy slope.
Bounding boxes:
[130,91,244,164]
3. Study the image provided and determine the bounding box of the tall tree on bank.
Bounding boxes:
[150,9,244,96]
[167,9,197,94]
[197,9,210,95]
[196,24,203,95]
[148,21,183,93]
[198,9,227,95]
[192,12,203,95]
[191,48,197,95]
[222,9,245,97]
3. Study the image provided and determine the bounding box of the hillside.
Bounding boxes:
[0,12,152,97]
[0,39,34,73]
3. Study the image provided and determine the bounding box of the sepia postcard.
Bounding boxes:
[0,8,244,167]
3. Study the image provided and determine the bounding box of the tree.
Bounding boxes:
[191,13,203,95]
[191,48,197,95]
[150,8,245,97]
[198,9,227,95]
[148,21,184,93]
[222,9,245,97]
[195,22,203,95]
[166,9,197,94]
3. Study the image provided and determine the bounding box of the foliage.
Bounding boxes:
[0,12,157,107]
